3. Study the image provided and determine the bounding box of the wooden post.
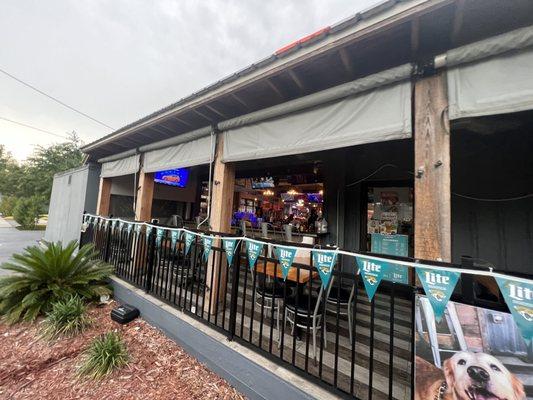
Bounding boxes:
[135,171,154,222]
[96,177,112,216]
[414,71,451,262]
[205,134,235,314]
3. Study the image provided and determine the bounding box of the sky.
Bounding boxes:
[0,0,379,161]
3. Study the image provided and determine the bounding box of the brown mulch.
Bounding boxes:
[0,302,246,400]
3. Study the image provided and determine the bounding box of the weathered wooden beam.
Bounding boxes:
[96,177,112,216]
[205,104,228,119]
[265,78,285,100]
[414,71,451,262]
[135,170,154,222]
[230,93,251,111]
[288,69,306,91]
[172,116,194,128]
[192,108,215,123]
[338,48,355,76]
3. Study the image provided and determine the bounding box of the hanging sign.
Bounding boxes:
[356,256,388,301]
[312,250,337,288]
[202,235,214,261]
[246,240,264,271]
[126,222,133,234]
[134,223,142,235]
[146,226,153,240]
[170,230,180,250]
[223,239,237,267]
[184,232,195,255]
[155,228,165,247]
[495,276,533,345]
[416,267,460,322]
[275,246,297,280]
[110,220,117,230]
[118,221,124,231]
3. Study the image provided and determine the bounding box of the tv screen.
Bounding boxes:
[251,176,275,189]
[154,168,189,188]
[307,193,323,203]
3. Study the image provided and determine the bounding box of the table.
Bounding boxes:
[254,261,318,284]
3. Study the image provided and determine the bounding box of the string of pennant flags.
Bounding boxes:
[83,214,533,345]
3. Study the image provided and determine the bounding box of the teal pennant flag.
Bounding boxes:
[495,276,533,345]
[246,240,264,271]
[223,239,237,267]
[275,246,297,280]
[118,221,124,231]
[170,230,180,249]
[110,220,116,230]
[312,250,337,289]
[202,235,214,261]
[416,267,460,322]
[356,256,389,301]
[134,224,142,235]
[155,228,165,247]
[126,222,133,234]
[146,226,153,240]
[184,232,195,255]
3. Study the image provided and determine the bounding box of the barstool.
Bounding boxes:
[325,276,355,343]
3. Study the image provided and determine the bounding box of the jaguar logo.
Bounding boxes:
[514,305,533,322]
[430,289,446,302]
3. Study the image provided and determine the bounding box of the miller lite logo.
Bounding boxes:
[508,284,532,302]
[424,271,450,285]
[362,260,381,273]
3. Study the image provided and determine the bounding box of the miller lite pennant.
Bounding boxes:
[356,256,389,301]
[170,230,181,250]
[416,267,460,322]
[118,221,124,231]
[134,223,142,235]
[202,235,214,261]
[126,222,134,234]
[223,239,237,267]
[184,232,195,256]
[246,240,263,271]
[275,246,297,281]
[495,276,533,345]
[155,228,165,247]
[312,250,337,288]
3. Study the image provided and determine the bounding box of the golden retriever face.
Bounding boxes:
[443,352,525,400]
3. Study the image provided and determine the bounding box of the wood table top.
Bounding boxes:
[254,261,317,284]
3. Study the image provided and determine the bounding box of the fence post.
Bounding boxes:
[227,240,242,341]
[78,210,86,250]
[104,214,113,262]
[144,225,157,293]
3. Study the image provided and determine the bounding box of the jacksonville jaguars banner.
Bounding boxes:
[155,228,165,247]
[126,222,134,234]
[356,256,388,301]
[246,240,263,271]
[275,246,297,280]
[495,276,533,345]
[170,230,180,249]
[312,250,337,288]
[223,239,237,266]
[118,221,124,231]
[416,267,460,322]
[202,235,214,261]
[110,220,117,230]
[184,232,195,255]
[134,223,142,235]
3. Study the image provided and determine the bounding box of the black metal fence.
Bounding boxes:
[81,217,419,400]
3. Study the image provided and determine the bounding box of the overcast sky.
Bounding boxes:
[1,0,378,161]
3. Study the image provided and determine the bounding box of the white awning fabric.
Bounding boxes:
[447,47,533,120]
[222,80,411,162]
[100,154,140,178]
[142,135,214,173]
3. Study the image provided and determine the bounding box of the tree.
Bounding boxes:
[13,196,42,229]
[0,146,23,198]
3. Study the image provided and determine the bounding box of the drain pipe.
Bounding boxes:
[197,126,216,229]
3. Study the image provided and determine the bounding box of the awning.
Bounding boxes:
[100,153,140,178]
[222,78,411,162]
[142,135,214,173]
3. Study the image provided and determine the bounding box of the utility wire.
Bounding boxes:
[0,116,70,140]
[0,67,114,130]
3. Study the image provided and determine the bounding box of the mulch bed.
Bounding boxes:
[0,302,245,400]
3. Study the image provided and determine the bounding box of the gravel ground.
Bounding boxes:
[0,302,245,400]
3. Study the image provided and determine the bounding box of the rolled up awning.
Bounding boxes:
[221,68,411,162]
[446,26,533,120]
[100,153,140,178]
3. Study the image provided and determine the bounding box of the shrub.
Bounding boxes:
[13,196,42,229]
[40,295,91,340]
[0,241,113,324]
[77,332,129,379]
[0,195,17,216]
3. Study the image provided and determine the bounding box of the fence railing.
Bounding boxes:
[80,215,513,400]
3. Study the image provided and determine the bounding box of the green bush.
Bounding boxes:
[0,195,17,216]
[77,332,129,379]
[0,241,113,324]
[40,295,92,340]
[13,196,42,229]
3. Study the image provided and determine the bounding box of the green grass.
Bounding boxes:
[77,332,129,379]
[40,296,91,340]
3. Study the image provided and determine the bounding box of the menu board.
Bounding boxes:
[371,233,409,284]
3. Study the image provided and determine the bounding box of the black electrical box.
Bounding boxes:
[111,304,139,324]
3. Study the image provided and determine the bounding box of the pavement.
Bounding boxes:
[0,217,44,275]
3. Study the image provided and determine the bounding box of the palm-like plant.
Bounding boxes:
[0,241,113,324]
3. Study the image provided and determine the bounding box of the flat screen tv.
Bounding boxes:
[251,176,275,189]
[154,168,189,188]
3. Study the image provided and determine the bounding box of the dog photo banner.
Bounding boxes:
[312,250,337,288]
[223,239,237,267]
[202,235,214,261]
[246,240,263,271]
[495,276,533,345]
[416,267,461,322]
[275,246,297,280]
[356,256,389,301]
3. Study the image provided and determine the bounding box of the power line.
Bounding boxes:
[0,66,114,130]
[0,116,70,140]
